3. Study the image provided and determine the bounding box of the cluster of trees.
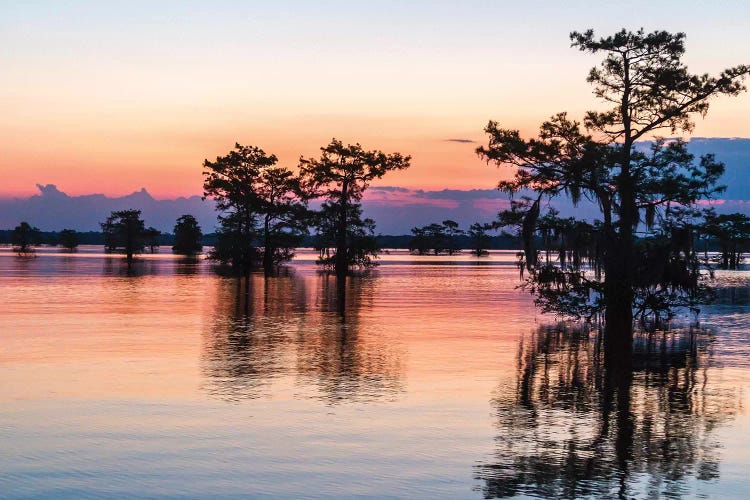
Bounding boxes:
[8,212,203,266]
[202,139,410,277]
[408,220,495,256]
[409,220,463,255]
[100,210,204,267]
[496,206,750,274]
[700,210,750,270]
[478,28,749,345]
[9,222,81,255]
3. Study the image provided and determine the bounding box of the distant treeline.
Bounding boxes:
[3,229,737,253]
[0,230,522,250]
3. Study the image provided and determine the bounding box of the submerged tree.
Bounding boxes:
[143,227,161,253]
[299,139,410,279]
[313,201,378,271]
[411,223,448,255]
[478,29,749,347]
[409,220,464,255]
[700,210,750,270]
[442,220,464,255]
[12,221,40,256]
[255,165,309,275]
[408,226,431,255]
[468,222,493,257]
[203,143,308,276]
[172,214,203,256]
[101,209,146,267]
[58,229,79,252]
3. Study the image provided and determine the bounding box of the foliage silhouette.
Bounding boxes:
[299,139,410,279]
[468,222,493,256]
[203,144,309,276]
[478,28,749,341]
[699,210,750,270]
[143,226,161,253]
[409,220,465,255]
[58,229,79,252]
[313,201,379,273]
[172,214,203,255]
[12,221,40,256]
[100,209,146,268]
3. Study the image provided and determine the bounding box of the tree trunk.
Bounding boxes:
[605,55,637,346]
[335,181,349,281]
[263,216,273,277]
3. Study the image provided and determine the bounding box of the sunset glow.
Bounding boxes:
[3,1,750,198]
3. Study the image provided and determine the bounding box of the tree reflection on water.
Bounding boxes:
[475,323,742,499]
[201,272,403,403]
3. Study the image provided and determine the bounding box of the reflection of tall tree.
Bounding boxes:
[202,274,308,401]
[295,274,403,404]
[202,273,403,403]
[102,255,159,277]
[174,257,201,276]
[475,323,741,499]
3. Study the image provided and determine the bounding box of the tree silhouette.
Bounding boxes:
[409,220,465,255]
[313,201,378,271]
[143,226,161,253]
[700,210,750,270]
[442,220,464,255]
[255,165,309,275]
[100,209,146,268]
[468,222,492,256]
[172,214,203,256]
[478,29,749,347]
[58,229,79,252]
[203,143,308,275]
[299,139,410,279]
[12,221,40,256]
[409,226,430,255]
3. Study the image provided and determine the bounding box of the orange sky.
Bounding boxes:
[3,2,750,198]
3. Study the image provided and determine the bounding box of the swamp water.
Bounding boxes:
[2,247,750,498]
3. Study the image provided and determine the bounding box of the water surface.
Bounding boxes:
[1,247,750,498]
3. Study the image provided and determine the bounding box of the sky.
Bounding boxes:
[2,0,750,199]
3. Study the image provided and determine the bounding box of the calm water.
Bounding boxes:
[2,247,750,499]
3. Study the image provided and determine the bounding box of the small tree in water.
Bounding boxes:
[313,201,379,271]
[172,215,203,256]
[299,139,410,279]
[700,210,750,270]
[468,222,492,257]
[59,229,79,252]
[478,29,749,348]
[143,227,161,253]
[12,221,40,256]
[101,210,146,267]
